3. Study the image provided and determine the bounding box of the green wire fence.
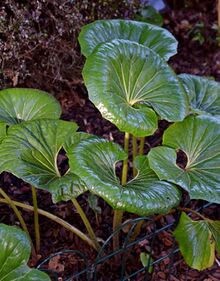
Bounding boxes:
[36,202,217,281]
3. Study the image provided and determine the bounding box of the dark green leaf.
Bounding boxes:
[83,40,188,137]
[135,6,164,26]
[179,74,220,116]
[67,137,181,216]
[0,120,78,194]
[148,115,220,203]
[79,19,177,60]
[50,173,87,203]
[64,132,95,152]
[88,193,102,214]
[174,212,215,270]
[0,223,50,280]
[0,88,61,124]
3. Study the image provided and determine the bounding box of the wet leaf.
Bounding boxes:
[0,88,61,124]
[67,137,181,216]
[79,19,177,60]
[83,40,188,137]
[148,115,220,203]
[0,223,50,280]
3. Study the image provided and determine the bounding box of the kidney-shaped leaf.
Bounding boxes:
[67,137,181,216]
[83,40,188,137]
[0,223,50,280]
[148,115,220,203]
[179,74,220,116]
[78,19,177,60]
[0,120,82,197]
[0,88,61,124]
[174,212,215,271]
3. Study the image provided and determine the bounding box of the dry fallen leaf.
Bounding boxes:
[48,255,65,273]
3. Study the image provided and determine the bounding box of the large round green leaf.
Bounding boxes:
[83,40,188,137]
[0,120,80,195]
[0,88,61,124]
[174,213,215,270]
[179,74,220,116]
[67,137,181,216]
[0,223,50,280]
[148,115,220,203]
[78,19,177,60]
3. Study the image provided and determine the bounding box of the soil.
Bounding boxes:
[0,0,220,280]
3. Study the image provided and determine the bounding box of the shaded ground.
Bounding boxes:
[0,0,220,280]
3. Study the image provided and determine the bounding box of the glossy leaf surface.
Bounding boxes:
[0,223,50,280]
[174,213,215,270]
[148,115,220,203]
[0,122,6,143]
[50,173,87,203]
[207,220,220,255]
[83,40,188,137]
[67,137,181,216]
[0,120,78,194]
[79,19,177,60]
[64,132,95,151]
[179,74,220,116]
[0,88,61,124]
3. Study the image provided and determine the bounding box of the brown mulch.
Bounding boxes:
[0,0,220,280]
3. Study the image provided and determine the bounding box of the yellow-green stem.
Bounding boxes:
[71,198,100,250]
[0,197,97,250]
[0,188,36,257]
[130,221,144,242]
[132,135,137,177]
[139,137,145,155]
[121,132,130,185]
[113,132,130,250]
[31,186,40,253]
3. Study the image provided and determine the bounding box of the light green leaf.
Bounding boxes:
[148,115,220,203]
[0,120,78,195]
[174,212,215,271]
[140,252,153,273]
[67,137,181,216]
[0,88,61,124]
[0,223,50,281]
[0,122,7,143]
[179,74,220,116]
[78,19,177,60]
[207,220,220,255]
[83,40,188,137]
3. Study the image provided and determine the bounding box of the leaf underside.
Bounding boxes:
[174,213,220,271]
[174,212,215,271]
